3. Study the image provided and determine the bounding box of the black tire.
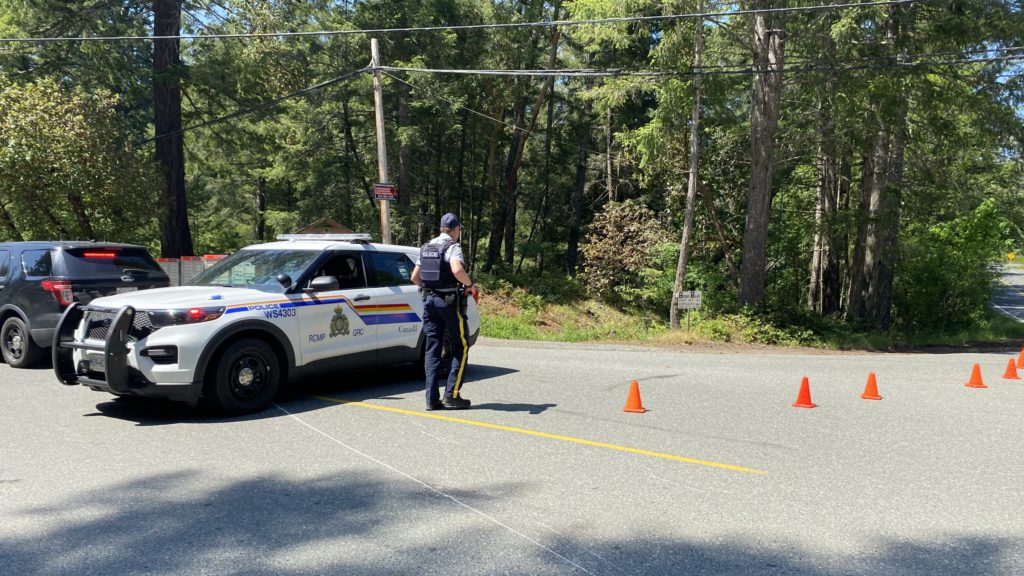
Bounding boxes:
[1,316,42,368]
[203,338,280,415]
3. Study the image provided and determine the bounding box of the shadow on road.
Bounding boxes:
[87,362,518,425]
[0,470,1016,576]
[470,402,557,414]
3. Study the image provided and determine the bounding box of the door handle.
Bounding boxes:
[353,294,371,302]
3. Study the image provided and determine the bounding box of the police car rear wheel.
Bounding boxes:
[205,338,280,414]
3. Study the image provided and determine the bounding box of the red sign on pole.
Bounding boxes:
[374,183,398,201]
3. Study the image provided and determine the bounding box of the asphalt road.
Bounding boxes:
[2,339,1024,576]
[993,264,1024,323]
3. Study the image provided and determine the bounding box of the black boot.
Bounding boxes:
[442,395,471,409]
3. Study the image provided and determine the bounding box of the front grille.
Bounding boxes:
[83,309,159,342]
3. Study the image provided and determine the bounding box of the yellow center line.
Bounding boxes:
[312,396,766,475]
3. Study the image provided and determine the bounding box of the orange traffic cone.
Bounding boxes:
[1004,358,1020,380]
[623,380,647,413]
[792,376,817,409]
[965,363,988,389]
[861,372,883,400]
[1017,346,1024,369]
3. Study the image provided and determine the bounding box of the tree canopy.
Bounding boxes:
[1,0,1022,332]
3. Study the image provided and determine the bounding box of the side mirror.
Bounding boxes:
[276,273,292,289]
[307,275,339,292]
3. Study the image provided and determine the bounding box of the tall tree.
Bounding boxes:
[847,5,911,329]
[153,0,193,257]
[739,0,786,307]
[808,14,844,315]
[670,10,706,329]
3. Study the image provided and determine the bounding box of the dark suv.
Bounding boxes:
[0,242,169,368]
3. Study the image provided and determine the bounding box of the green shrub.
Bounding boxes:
[895,199,1007,332]
[580,200,672,310]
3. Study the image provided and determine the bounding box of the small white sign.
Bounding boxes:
[676,290,703,310]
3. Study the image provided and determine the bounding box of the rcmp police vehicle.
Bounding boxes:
[52,234,480,414]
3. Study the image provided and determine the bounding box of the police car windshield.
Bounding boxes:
[189,249,319,292]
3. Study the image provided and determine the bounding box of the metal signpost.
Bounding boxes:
[676,290,703,330]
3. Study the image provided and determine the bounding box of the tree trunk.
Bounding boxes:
[67,191,95,240]
[700,181,739,285]
[516,79,557,275]
[433,123,443,229]
[0,202,23,241]
[154,0,193,257]
[846,7,909,330]
[502,22,560,267]
[254,176,266,242]
[398,78,414,243]
[738,0,785,307]
[606,107,615,203]
[342,96,377,209]
[456,109,468,217]
[809,26,841,315]
[670,11,706,330]
[566,100,592,276]
[485,96,522,271]
[481,93,505,271]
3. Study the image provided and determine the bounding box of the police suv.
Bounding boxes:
[52,234,480,414]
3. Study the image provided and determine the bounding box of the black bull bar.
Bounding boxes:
[53,303,136,393]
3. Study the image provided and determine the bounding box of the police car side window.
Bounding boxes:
[316,253,366,289]
[369,252,414,287]
[0,249,10,278]
[22,249,52,278]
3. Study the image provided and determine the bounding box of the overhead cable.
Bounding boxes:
[377,53,1024,79]
[0,0,918,44]
[380,71,633,167]
[139,67,368,144]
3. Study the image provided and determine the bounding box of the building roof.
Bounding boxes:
[295,217,353,235]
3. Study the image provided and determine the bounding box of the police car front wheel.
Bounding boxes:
[204,338,280,414]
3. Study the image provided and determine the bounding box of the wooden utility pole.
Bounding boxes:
[670,10,705,329]
[370,38,393,244]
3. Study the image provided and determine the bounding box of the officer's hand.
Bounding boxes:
[465,285,479,299]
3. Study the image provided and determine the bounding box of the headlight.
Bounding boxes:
[148,306,226,327]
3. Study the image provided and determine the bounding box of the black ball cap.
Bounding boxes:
[440,213,462,229]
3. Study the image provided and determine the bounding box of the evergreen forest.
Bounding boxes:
[1,0,1023,339]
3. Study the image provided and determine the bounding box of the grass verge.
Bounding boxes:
[476,276,1024,351]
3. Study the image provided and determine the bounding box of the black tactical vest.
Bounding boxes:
[419,239,458,290]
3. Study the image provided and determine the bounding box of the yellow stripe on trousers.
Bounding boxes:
[452,308,469,398]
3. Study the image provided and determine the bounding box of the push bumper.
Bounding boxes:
[52,303,198,404]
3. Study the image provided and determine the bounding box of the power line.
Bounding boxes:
[139,67,367,145]
[0,0,918,44]
[377,53,1024,79]
[380,71,633,168]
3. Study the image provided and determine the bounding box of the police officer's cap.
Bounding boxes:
[440,213,462,229]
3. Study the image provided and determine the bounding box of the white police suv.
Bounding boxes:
[53,234,480,414]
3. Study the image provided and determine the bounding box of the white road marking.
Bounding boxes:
[273,402,598,575]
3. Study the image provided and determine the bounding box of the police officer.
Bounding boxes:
[411,213,479,410]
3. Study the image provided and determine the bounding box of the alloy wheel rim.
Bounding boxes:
[4,326,23,360]
[230,355,267,399]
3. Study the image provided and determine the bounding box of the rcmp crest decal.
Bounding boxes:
[329,305,350,337]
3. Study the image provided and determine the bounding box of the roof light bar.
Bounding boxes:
[276,233,373,242]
